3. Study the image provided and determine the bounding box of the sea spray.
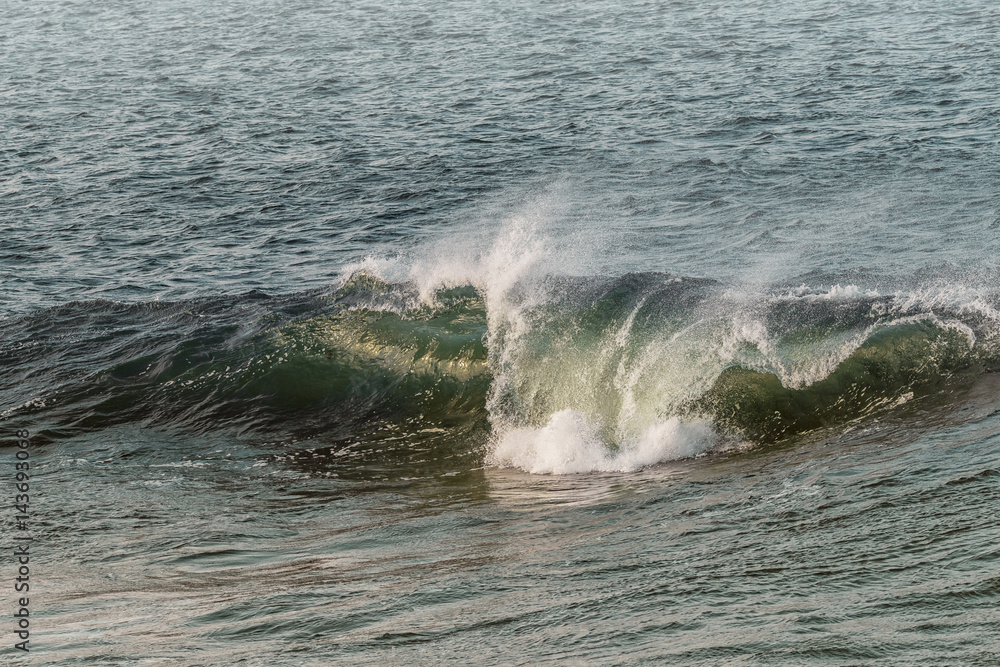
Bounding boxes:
[4,254,998,472]
[319,207,1000,473]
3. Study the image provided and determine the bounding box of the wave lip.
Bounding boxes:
[697,319,981,443]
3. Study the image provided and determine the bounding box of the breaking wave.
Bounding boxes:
[3,213,1000,474]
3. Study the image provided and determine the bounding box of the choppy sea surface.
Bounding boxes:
[3,0,1000,664]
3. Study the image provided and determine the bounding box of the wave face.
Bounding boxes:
[0,281,492,468]
[4,256,1000,474]
[476,269,998,470]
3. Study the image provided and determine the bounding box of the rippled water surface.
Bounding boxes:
[3,0,1000,664]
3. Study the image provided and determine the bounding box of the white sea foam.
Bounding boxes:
[891,285,1000,326]
[783,284,881,301]
[487,410,716,474]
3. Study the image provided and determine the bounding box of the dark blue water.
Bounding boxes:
[3,0,1000,663]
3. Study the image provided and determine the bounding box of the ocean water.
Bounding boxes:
[3,0,1000,664]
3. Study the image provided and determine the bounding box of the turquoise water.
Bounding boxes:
[3,0,1000,663]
